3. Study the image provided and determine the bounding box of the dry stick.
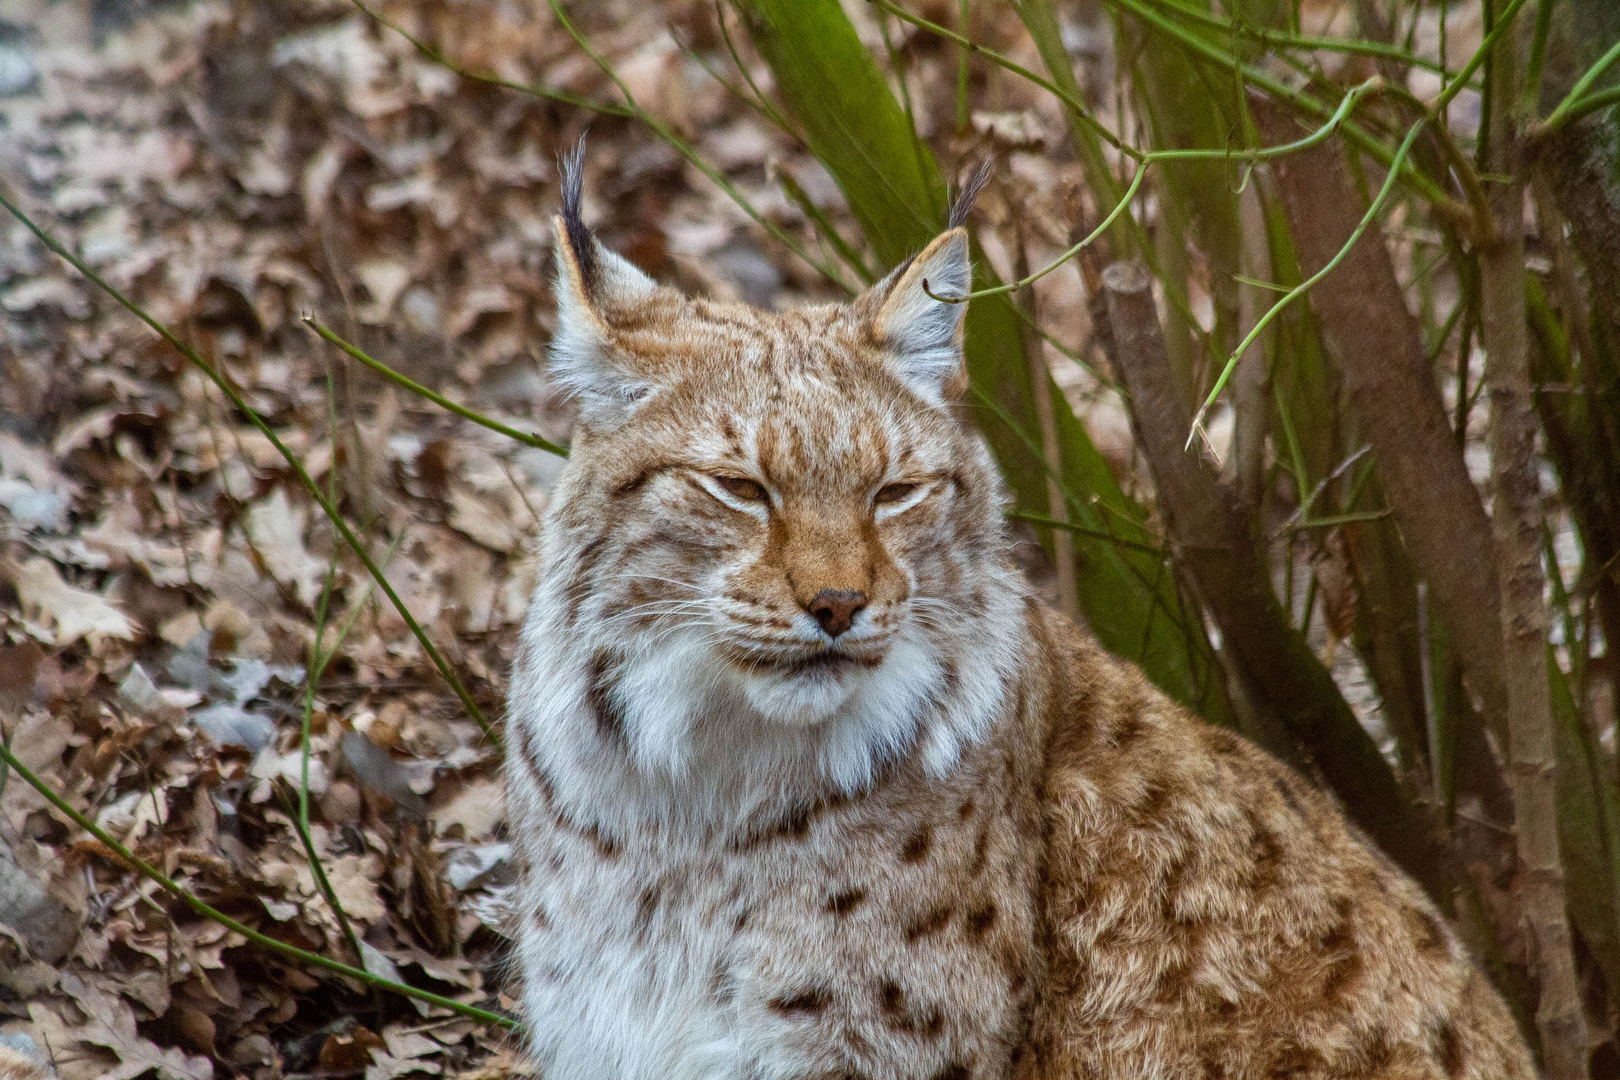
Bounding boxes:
[0,187,499,747]
[1251,102,1522,922]
[1097,260,1452,899]
[0,743,516,1030]
[1484,0,1588,1071]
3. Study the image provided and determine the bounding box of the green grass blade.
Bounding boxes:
[1552,648,1620,998]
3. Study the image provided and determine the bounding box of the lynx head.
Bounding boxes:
[514,150,1021,794]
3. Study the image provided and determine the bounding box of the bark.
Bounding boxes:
[1534,120,1620,688]
[1252,103,1512,753]
[1484,3,1588,1071]
[1536,112,1620,419]
[1099,260,1451,899]
[1532,0,1620,357]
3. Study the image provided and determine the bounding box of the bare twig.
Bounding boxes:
[1483,0,1588,1069]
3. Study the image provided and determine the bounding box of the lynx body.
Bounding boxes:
[503,157,1537,1080]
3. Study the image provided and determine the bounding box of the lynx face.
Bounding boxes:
[514,175,1021,795]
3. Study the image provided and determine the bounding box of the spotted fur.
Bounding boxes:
[504,192,1536,1080]
[0,1048,49,1080]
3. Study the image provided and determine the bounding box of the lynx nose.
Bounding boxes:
[806,589,867,638]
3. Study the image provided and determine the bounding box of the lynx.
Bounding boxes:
[502,151,1537,1080]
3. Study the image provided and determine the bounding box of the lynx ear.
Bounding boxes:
[548,143,660,425]
[866,228,972,406]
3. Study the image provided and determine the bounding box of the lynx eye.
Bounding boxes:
[715,475,767,502]
[875,482,921,506]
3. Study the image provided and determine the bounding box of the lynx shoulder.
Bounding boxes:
[502,150,1536,1080]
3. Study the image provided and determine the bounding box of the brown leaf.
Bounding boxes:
[1310,530,1358,659]
[171,1002,218,1057]
[4,557,137,646]
[57,973,214,1080]
[319,1025,385,1073]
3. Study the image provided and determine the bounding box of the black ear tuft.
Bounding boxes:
[559,133,598,293]
[947,158,993,230]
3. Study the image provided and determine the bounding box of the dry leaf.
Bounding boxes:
[244,488,327,608]
[434,778,505,840]
[58,973,214,1080]
[4,557,136,646]
[446,486,520,554]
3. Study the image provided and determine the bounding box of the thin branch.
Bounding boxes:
[926,78,1380,305]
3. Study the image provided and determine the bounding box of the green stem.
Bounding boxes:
[776,171,875,284]
[543,0,851,290]
[1536,85,1620,138]
[956,0,972,134]
[1137,0,1457,77]
[928,78,1379,304]
[1520,0,1555,117]
[1189,118,1430,443]
[349,0,849,290]
[1104,0,1471,216]
[1005,510,1169,556]
[1540,37,1620,132]
[304,319,567,456]
[866,0,1138,157]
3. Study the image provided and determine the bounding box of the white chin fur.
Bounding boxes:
[512,561,1026,823]
[739,663,866,725]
